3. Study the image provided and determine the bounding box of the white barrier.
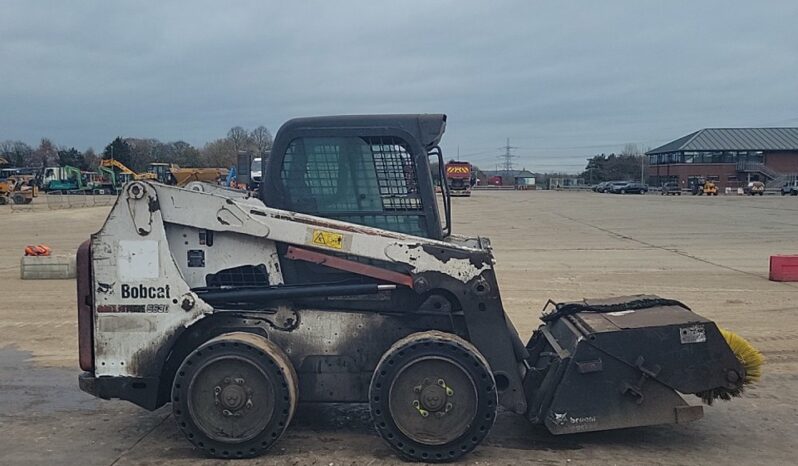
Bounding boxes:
[42,192,116,210]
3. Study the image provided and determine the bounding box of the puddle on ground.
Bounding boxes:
[0,345,98,415]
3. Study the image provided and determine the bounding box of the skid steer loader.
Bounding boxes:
[77,115,761,462]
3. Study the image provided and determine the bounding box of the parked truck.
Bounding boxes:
[444,161,474,197]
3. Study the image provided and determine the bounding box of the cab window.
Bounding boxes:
[279,136,427,236]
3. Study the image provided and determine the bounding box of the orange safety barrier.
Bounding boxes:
[24,244,52,256]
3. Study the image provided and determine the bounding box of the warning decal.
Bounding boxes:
[679,324,707,344]
[311,229,344,249]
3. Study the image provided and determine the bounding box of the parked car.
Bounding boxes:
[744,181,765,196]
[661,182,681,195]
[593,181,609,192]
[594,181,618,193]
[603,181,627,193]
[781,181,798,196]
[609,181,647,194]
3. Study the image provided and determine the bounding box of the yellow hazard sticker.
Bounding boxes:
[311,229,344,249]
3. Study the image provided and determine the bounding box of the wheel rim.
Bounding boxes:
[387,356,477,446]
[187,355,276,444]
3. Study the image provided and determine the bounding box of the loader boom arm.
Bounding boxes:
[86,181,528,412]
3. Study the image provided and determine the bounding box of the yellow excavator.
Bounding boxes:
[99,159,156,182]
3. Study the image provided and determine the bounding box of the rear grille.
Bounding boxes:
[206,265,269,288]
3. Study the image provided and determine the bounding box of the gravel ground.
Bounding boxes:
[1,191,796,465]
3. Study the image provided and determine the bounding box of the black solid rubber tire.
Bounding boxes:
[172,332,297,459]
[369,331,497,463]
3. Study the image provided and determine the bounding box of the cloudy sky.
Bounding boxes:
[2,1,797,172]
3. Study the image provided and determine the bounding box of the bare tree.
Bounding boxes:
[34,138,58,167]
[621,143,641,157]
[201,138,236,168]
[621,143,646,182]
[0,140,34,166]
[84,147,99,169]
[250,126,273,156]
[227,126,250,152]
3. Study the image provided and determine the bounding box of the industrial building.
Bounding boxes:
[646,128,798,190]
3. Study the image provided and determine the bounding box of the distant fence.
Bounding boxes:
[26,191,117,210]
[472,185,516,191]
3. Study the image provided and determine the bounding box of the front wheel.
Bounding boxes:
[172,332,298,459]
[370,331,497,463]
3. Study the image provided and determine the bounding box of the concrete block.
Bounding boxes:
[769,255,798,282]
[20,255,76,280]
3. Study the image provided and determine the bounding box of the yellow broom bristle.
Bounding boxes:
[720,328,764,385]
[697,328,764,405]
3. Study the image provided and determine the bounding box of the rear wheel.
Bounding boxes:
[12,194,25,205]
[370,331,497,462]
[172,332,297,458]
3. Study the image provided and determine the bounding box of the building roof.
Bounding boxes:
[647,128,798,154]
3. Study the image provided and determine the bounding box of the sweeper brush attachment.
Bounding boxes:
[522,296,761,434]
[698,329,764,404]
